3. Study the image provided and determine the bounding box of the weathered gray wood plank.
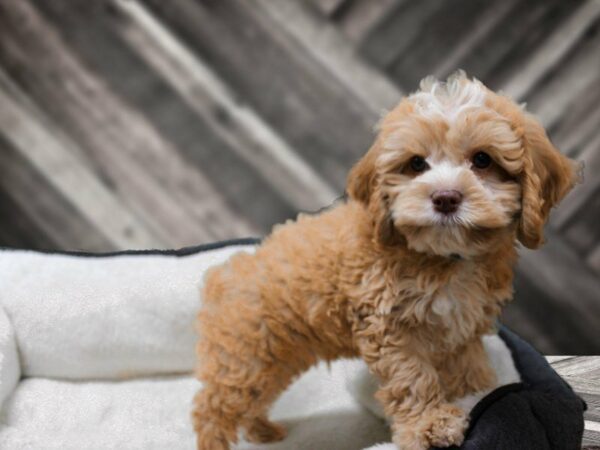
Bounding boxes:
[549,356,600,447]
[502,0,600,100]
[550,79,600,157]
[0,70,162,250]
[545,356,576,363]
[30,0,303,234]
[388,0,509,88]
[583,429,600,447]
[552,132,600,236]
[561,183,600,264]
[143,0,376,188]
[114,0,337,211]
[359,0,445,73]
[81,0,337,212]
[508,229,600,353]
[483,0,585,90]
[580,393,600,423]
[336,0,400,44]
[307,0,349,17]
[253,0,403,113]
[0,133,114,252]
[551,356,600,379]
[430,0,517,81]
[444,0,562,89]
[0,189,59,250]
[0,0,256,246]
[524,22,600,131]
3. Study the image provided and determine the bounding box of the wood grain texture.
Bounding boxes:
[142,0,375,188]
[336,0,400,44]
[549,356,600,447]
[0,133,114,252]
[506,228,600,353]
[0,0,597,354]
[0,0,256,245]
[359,0,446,71]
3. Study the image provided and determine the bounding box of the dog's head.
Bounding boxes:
[347,72,580,257]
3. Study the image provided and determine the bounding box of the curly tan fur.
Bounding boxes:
[192,72,579,450]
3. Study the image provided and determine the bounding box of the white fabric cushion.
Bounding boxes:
[0,245,255,379]
[0,305,20,412]
[0,360,390,450]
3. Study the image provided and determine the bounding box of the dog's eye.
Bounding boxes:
[408,156,429,173]
[472,151,492,169]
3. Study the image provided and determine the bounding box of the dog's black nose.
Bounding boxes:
[431,190,463,214]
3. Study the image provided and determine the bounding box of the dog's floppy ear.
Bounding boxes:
[347,138,403,247]
[346,139,381,204]
[518,114,581,249]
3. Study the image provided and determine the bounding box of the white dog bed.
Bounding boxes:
[0,241,581,449]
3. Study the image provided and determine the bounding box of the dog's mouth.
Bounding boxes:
[397,221,507,259]
[433,212,465,226]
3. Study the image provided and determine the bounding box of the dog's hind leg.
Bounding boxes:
[192,366,294,450]
[243,415,287,443]
[192,384,240,450]
[239,366,296,444]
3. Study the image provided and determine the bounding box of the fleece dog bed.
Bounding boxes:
[0,240,585,449]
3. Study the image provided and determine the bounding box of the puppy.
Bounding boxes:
[192,72,579,450]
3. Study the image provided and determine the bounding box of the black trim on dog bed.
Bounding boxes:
[0,237,261,258]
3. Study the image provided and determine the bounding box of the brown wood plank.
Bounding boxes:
[143,0,377,188]
[0,0,256,247]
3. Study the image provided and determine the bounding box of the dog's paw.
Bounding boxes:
[393,404,469,449]
[244,417,287,443]
[420,404,469,447]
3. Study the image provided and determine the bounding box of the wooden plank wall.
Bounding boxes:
[0,0,598,355]
[549,356,600,446]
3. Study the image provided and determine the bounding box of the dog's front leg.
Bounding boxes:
[438,338,497,400]
[358,338,468,450]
